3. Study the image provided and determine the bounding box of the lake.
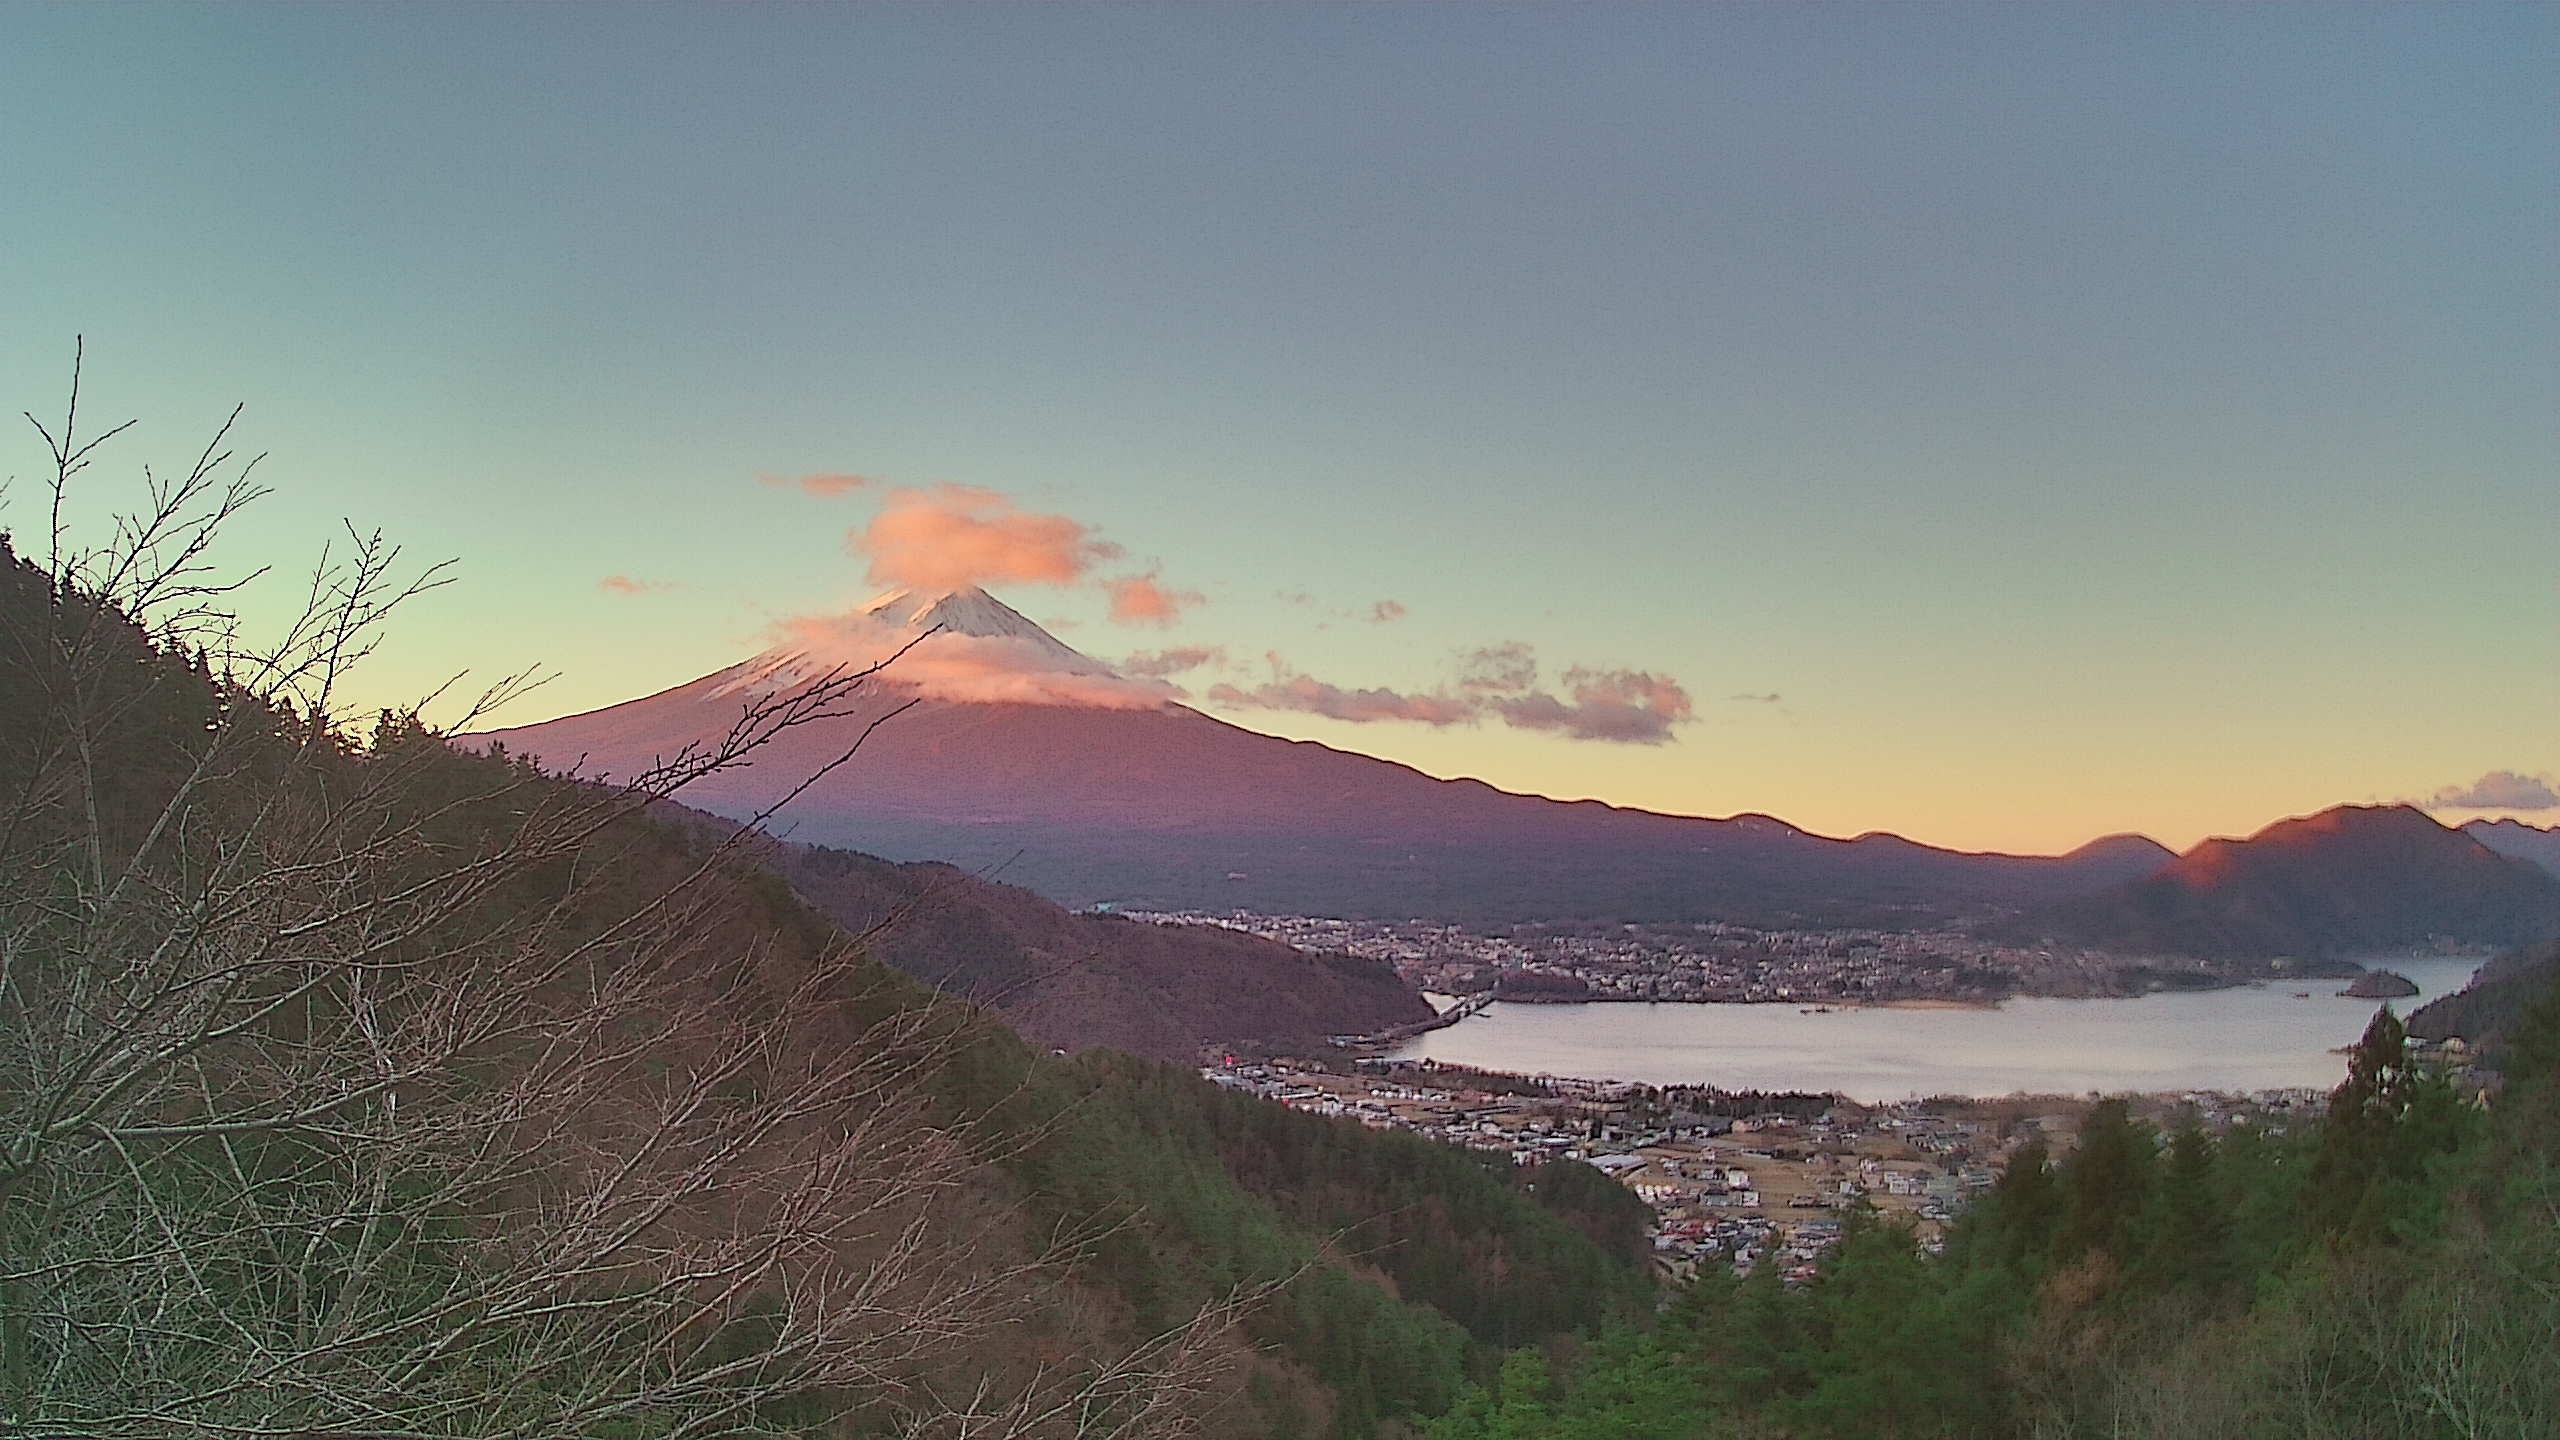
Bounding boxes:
[1387,955,2486,1101]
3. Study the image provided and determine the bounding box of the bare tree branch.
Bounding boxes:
[0,375,1252,1438]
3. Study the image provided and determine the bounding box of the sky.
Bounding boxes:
[2,4,2552,856]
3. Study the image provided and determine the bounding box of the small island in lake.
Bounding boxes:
[2343,969,2420,999]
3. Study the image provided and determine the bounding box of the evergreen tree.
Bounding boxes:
[2058,1097,2152,1264]
[2134,1120,2231,1297]
[1713,1256,1801,1410]
[2214,1117,2309,1287]
[1788,1208,1951,1437]
[1982,1133,2063,1270]
[2308,1007,2414,1243]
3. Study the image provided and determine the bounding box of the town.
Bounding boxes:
[1203,1051,2332,1282]
[1126,908,2231,1004]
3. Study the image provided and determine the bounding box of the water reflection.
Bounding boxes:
[1388,955,2486,1101]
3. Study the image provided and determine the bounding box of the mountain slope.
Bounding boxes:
[0,537,1648,1438]
[469,590,2170,925]
[768,839,1432,1060]
[2465,816,2560,878]
[2406,937,2560,1056]
[2029,804,2560,960]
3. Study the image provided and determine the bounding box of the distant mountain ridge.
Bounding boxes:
[2464,817,2560,878]
[468,588,2173,926]
[2028,804,2560,961]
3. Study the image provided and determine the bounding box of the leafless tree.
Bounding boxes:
[0,356,1248,1437]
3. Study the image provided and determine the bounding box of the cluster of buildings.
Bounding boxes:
[1205,1054,2007,1277]
[1203,1053,2344,1281]
[1133,909,2196,1004]
[1157,907,2383,1279]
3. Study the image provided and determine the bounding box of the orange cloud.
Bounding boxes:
[598,574,678,596]
[761,472,877,497]
[854,483,1123,592]
[1106,573,1203,626]
[1368,599,1407,623]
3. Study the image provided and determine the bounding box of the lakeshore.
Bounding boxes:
[1207,1052,2336,1281]
[1385,953,2485,1102]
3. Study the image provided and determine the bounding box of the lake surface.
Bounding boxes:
[1388,955,2486,1101]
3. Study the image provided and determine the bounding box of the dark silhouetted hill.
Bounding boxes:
[2465,816,2560,878]
[2407,938,2560,1056]
[2026,804,2560,960]
[768,840,1432,1060]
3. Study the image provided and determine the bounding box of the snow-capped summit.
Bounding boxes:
[708,585,1150,707]
[856,587,1111,675]
[472,627,2177,928]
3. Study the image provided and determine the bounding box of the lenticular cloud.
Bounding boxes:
[854,484,1124,592]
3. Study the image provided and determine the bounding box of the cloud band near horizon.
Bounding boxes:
[2425,770,2560,811]
[1208,646,1695,744]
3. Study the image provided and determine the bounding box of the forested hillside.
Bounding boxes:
[767,842,1432,1061]
[1427,991,2560,1439]
[0,475,1646,1439]
[2407,938,2560,1058]
[13,425,2548,1440]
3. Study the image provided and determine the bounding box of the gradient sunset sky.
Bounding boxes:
[3,5,2552,856]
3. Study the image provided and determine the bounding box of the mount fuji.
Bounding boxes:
[466,588,2172,924]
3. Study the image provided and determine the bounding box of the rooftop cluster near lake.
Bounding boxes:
[1204,1052,2334,1280]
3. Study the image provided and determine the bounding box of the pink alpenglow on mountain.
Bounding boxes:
[740,587,1178,711]
[466,589,2172,923]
